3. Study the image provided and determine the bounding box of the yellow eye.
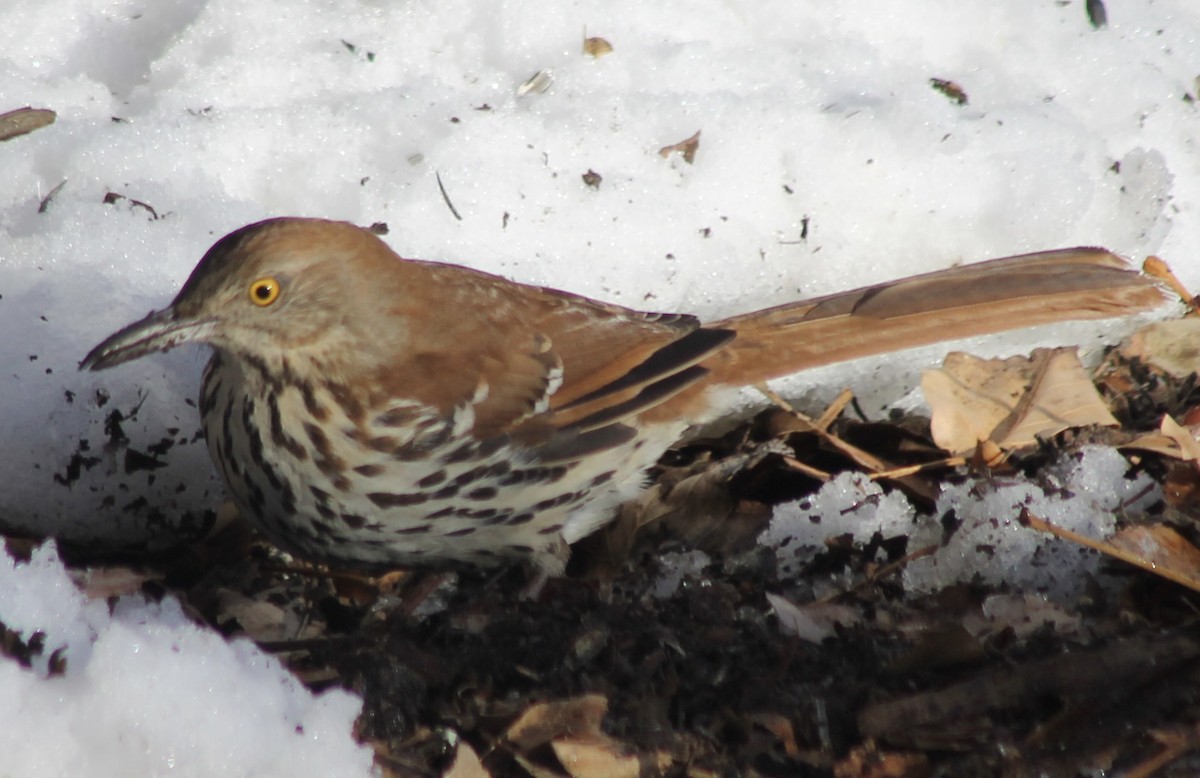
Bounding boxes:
[248,277,281,307]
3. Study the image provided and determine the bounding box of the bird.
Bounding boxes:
[80,218,1165,575]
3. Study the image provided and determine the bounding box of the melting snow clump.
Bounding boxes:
[761,446,1160,601]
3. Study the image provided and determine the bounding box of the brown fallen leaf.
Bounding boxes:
[1123,415,1200,462]
[751,713,802,758]
[216,588,319,643]
[551,735,664,778]
[758,384,892,475]
[766,592,860,643]
[1158,415,1200,461]
[1119,319,1200,378]
[929,77,968,106]
[583,36,613,58]
[0,107,56,141]
[506,694,608,751]
[658,130,701,164]
[71,566,160,599]
[517,70,553,97]
[834,742,929,778]
[922,348,1119,454]
[445,737,490,778]
[1110,525,1200,585]
[37,179,67,213]
[962,593,1080,640]
[1162,462,1200,509]
[1022,510,1200,594]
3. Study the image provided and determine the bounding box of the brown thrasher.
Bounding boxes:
[81,218,1164,573]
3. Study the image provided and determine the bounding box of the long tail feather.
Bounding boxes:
[706,248,1167,387]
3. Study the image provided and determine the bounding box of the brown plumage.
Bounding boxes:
[80,218,1165,573]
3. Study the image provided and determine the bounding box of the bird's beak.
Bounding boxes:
[80,306,214,371]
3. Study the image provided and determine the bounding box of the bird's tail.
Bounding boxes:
[704,248,1168,388]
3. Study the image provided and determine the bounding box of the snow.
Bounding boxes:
[762,446,1162,600]
[1,0,1197,772]
[0,543,374,777]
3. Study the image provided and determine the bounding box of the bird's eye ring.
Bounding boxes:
[248,277,281,307]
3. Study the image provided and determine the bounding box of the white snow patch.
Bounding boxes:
[0,542,376,778]
[761,447,1161,600]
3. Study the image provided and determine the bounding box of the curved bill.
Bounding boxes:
[79,307,213,372]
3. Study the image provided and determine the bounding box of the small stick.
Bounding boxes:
[436,171,463,221]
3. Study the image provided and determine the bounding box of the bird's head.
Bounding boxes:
[81,218,397,372]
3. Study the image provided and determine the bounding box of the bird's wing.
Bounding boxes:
[376,261,733,444]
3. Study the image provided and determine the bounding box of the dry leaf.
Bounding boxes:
[1122,432,1191,459]
[517,70,553,97]
[506,694,608,750]
[922,348,1118,454]
[962,593,1080,640]
[1119,319,1200,378]
[757,385,895,475]
[1023,511,1200,594]
[72,566,159,599]
[929,77,968,105]
[1159,415,1200,461]
[834,743,928,778]
[751,713,801,757]
[445,737,490,778]
[1125,415,1200,461]
[766,592,860,643]
[0,107,56,141]
[1109,525,1200,587]
[657,130,701,164]
[1163,462,1200,509]
[216,589,294,642]
[583,37,613,58]
[551,735,654,778]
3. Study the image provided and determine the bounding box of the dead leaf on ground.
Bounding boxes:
[1119,319,1200,378]
[517,70,553,97]
[834,742,929,778]
[444,737,490,778]
[1162,462,1200,509]
[505,694,608,751]
[658,130,701,164]
[1157,415,1200,460]
[922,348,1119,454]
[551,735,667,778]
[759,385,893,475]
[71,565,160,599]
[752,713,802,758]
[962,593,1081,640]
[1122,414,1200,462]
[584,443,775,570]
[0,107,55,141]
[583,36,613,58]
[216,588,313,643]
[1023,511,1200,594]
[1110,525,1200,588]
[767,592,861,643]
[929,78,968,105]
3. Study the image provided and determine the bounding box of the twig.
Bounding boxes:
[436,171,462,221]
